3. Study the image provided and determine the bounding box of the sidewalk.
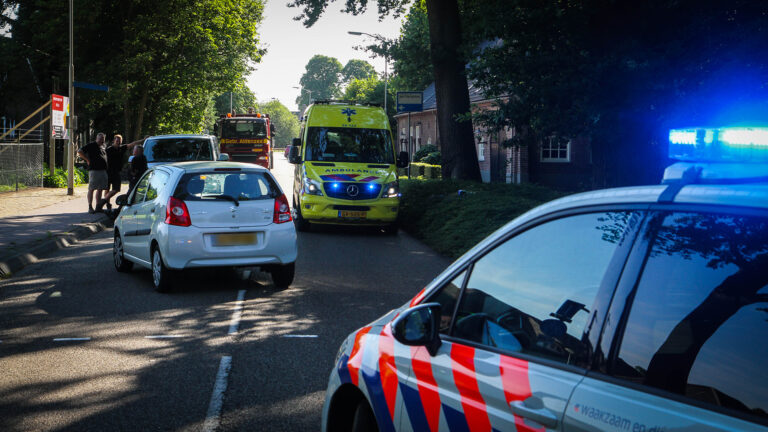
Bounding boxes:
[0,186,111,277]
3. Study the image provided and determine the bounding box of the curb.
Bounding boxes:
[0,215,112,278]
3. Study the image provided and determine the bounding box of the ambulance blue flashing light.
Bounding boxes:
[669,127,768,163]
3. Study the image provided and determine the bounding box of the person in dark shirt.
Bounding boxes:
[103,135,141,209]
[129,145,148,193]
[77,132,109,213]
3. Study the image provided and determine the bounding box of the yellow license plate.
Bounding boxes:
[339,211,367,219]
[213,233,257,246]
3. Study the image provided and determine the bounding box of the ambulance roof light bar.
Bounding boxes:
[669,126,768,163]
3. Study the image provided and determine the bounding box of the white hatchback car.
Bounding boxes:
[113,161,297,292]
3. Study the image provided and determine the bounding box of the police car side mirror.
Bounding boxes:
[392,302,442,356]
[288,145,301,164]
[396,151,409,168]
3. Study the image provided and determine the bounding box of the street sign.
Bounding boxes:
[396,92,423,113]
[51,94,69,139]
[73,81,109,92]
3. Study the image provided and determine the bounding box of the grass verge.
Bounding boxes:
[399,179,565,259]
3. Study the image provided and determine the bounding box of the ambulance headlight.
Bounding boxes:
[669,127,768,163]
[381,181,400,198]
[303,178,323,196]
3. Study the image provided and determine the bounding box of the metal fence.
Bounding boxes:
[0,128,45,191]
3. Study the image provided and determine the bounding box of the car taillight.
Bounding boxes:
[273,193,292,224]
[165,197,191,227]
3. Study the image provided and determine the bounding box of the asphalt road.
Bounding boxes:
[0,155,451,432]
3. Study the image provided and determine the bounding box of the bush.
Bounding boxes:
[421,151,441,165]
[413,145,437,162]
[43,164,89,188]
[398,179,563,258]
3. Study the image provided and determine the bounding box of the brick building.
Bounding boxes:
[394,82,593,189]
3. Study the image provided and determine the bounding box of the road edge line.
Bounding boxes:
[202,355,232,432]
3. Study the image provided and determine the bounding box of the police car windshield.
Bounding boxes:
[305,127,394,164]
[222,120,267,139]
[144,138,212,162]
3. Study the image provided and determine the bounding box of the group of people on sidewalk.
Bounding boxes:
[77,133,148,213]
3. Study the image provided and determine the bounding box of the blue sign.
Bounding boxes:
[396,92,423,113]
[73,81,109,92]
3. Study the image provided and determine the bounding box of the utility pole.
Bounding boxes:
[67,0,74,195]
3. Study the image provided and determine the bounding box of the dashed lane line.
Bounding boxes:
[53,337,91,342]
[202,355,232,432]
[227,289,246,335]
[282,334,319,338]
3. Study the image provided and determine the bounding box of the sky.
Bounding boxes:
[247,0,404,111]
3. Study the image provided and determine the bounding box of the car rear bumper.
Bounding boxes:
[298,194,399,225]
[159,222,297,270]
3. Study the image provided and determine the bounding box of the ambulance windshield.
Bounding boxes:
[305,127,394,164]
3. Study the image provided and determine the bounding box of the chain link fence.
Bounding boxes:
[0,128,45,192]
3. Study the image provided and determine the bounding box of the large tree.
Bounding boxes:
[295,54,343,111]
[341,59,376,84]
[2,0,265,141]
[289,0,481,181]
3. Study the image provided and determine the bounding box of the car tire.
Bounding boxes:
[270,262,295,288]
[151,247,175,293]
[293,198,310,232]
[382,223,398,236]
[113,233,133,272]
[350,400,377,432]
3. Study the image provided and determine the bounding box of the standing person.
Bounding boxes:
[129,144,148,192]
[77,132,109,213]
[103,135,141,208]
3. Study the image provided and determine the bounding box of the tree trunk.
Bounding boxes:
[425,0,481,181]
[134,85,149,141]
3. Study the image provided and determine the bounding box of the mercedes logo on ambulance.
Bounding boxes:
[346,184,359,197]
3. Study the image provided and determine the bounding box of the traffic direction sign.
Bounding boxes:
[396,92,423,113]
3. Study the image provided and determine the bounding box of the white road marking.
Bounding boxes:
[282,334,319,338]
[227,289,246,335]
[145,335,186,339]
[202,355,232,432]
[53,337,91,342]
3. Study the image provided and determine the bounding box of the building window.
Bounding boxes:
[541,136,570,162]
[477,136,486,161]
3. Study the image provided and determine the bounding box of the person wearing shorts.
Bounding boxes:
[77,133,109,213]
[104,134,141,209]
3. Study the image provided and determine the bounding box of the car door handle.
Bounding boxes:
[509,397,558,429]
[150,208,155,213]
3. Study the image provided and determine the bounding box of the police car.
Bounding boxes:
[322,127,768,431]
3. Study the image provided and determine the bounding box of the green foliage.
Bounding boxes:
[214,85,258,117]
[421,152,441,165]
[389,0,433,91]
[414,144,438,161]
[296,55,343,109]
[260,100,300,148]
[4,0,266,141]
[42,165,88,188]
[342,59,376,83]
[398,179,563,258]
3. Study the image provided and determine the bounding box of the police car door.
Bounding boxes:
[564,209,768,432]
[399,211,640,431]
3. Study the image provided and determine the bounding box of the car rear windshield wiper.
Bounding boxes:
[208,194,240,206]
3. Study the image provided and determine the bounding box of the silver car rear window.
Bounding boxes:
[174,171,278,201]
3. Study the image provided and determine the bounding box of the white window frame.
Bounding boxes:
[540,136,571,163]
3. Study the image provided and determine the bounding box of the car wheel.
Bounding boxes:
[270,262,295,288]
[382,223,398,236]
[113,233,133,272]
[350,400,377,432]
[151,247,175,293]
[293,198,310,232]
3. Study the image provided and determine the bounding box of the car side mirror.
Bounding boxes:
[115,194,128,206]
[392,302,442,356]
[288,145,301,164]
[396,151,409,168]
[218,153,230,161]
[292,138,301,147]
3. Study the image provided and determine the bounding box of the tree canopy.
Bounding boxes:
[341,59,376,83]
[295,54,343,109]
[1,0,265,141]
[260,99,300,148]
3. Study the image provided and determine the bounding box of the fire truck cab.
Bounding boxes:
[215,112,274,169]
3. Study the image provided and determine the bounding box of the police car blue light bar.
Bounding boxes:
[669,127,768,163]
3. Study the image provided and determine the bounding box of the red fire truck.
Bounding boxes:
[215,112,274,169]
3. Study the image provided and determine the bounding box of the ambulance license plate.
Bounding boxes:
[213,232,257,246]
[339,211,367,219]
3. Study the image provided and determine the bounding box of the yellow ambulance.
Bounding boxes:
[287,101,409,233]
